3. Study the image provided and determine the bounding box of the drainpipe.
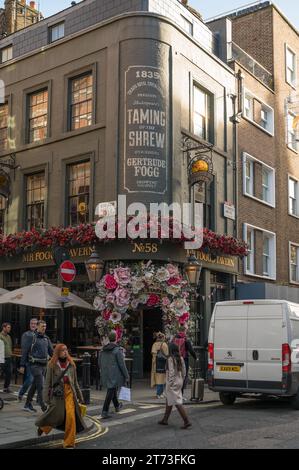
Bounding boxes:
[230,69,244,297]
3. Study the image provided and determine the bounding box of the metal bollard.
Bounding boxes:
[81,352,91,405]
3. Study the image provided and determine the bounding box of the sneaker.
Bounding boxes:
[23,403,37,413]
[115,402,123,413]
[101,412,112,419]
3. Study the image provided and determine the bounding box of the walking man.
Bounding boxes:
[18,318,38,401]
[0,323,13,393]
[99,330,129,419]
[21,320,53,412]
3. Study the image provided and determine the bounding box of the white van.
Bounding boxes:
[207,299,299,408]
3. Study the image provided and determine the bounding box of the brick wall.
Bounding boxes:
[232,6,274,74]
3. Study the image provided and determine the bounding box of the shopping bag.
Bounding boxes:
[119,386,131,402]
[79,403,87,417]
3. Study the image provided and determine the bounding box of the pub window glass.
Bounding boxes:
[69,73,93,131]
[193,84,213,143]
[67,161,90,226]
[26,172,45,230]
[28,89,48,143]
[0,195,5,231]
[0,102,8,151]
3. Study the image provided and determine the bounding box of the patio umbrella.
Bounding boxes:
[0,281,94,310]
[0,288,8,295]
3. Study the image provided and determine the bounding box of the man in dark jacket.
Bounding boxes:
[98,330,129,419]
[21,320,53,412]
[18,318,38,401]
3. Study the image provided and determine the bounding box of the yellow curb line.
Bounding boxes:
[36,415,108,448]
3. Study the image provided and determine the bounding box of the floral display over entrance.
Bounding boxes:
[94,261,191,341]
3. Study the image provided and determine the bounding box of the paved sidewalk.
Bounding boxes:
[0,381,219,448]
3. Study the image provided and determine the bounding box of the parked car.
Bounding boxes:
[208,299,299,409]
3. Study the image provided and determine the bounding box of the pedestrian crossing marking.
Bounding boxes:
[117,408,136,415]
[139,405,161,409]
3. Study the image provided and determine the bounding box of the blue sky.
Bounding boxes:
[1,1,299,29]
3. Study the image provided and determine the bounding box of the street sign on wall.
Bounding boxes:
[59,260,76,283]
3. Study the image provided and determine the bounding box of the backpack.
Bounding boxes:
[156,343,167,374]
[173,336,186,359]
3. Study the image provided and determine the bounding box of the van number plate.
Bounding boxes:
[219,366,241,372]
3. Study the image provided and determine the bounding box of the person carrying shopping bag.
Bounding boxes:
[158,342,191,429]
[151,332,168,398]
[35,344,86,449]
[99,330,130,419]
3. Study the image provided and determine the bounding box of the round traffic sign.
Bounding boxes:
[59,260,76,283]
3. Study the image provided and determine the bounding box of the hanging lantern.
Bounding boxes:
[188,154,213,187]
[85,247,105,283]
[184,253,202,288]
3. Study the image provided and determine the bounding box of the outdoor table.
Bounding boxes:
[76,346,102,390]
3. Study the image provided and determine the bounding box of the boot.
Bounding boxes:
[158,405,172,425]
[176,405,192,429]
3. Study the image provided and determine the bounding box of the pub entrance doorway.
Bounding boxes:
[143,308,163,374]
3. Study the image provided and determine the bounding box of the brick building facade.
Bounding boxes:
[210,1,299,301]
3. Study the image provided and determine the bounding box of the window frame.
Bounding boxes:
[181,15,193,36]
[289,242,299,285]
[287,111,298,153]
[243,88,274,136]
[192,82,214,144]
[285,44,297,89]
[25,171,46,231]
[288,175,299,218]
[66,160,91,226]
[0,101,9,152]
[243,223,276,280]
[1,45,13,64]
[49,22,65,43]
[67,70,95,132]
[27,88,49,144]
[243,152,276,207]
[23,81,52,146]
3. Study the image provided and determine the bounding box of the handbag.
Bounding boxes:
[50,363,71,399]
[156,343,167,374]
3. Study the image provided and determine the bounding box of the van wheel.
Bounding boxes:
[290,391,299,410]
[219,392,236,406]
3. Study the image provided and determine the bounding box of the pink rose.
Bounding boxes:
[115,326,123,342]
[102,309,112,321]
[114,287,131,308]
[106,292,115,304]
[114,267,131,286]
[104,274,118,290]
[179,312,190,324]
[146,294,160,307]
[161,297,170,307]
[166,276,181,286]
[166,263,179,278]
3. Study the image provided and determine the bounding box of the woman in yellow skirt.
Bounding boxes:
[35,344,86,448]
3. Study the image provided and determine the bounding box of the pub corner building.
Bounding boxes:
[0,0,245,379]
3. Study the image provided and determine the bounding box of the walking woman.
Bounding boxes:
[158,343,191,429]
[151,332,169,398]
[35,344,86,449]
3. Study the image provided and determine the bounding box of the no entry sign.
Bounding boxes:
[59,260,76,283]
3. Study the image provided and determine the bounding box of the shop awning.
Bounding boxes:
[0,281,94,310]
